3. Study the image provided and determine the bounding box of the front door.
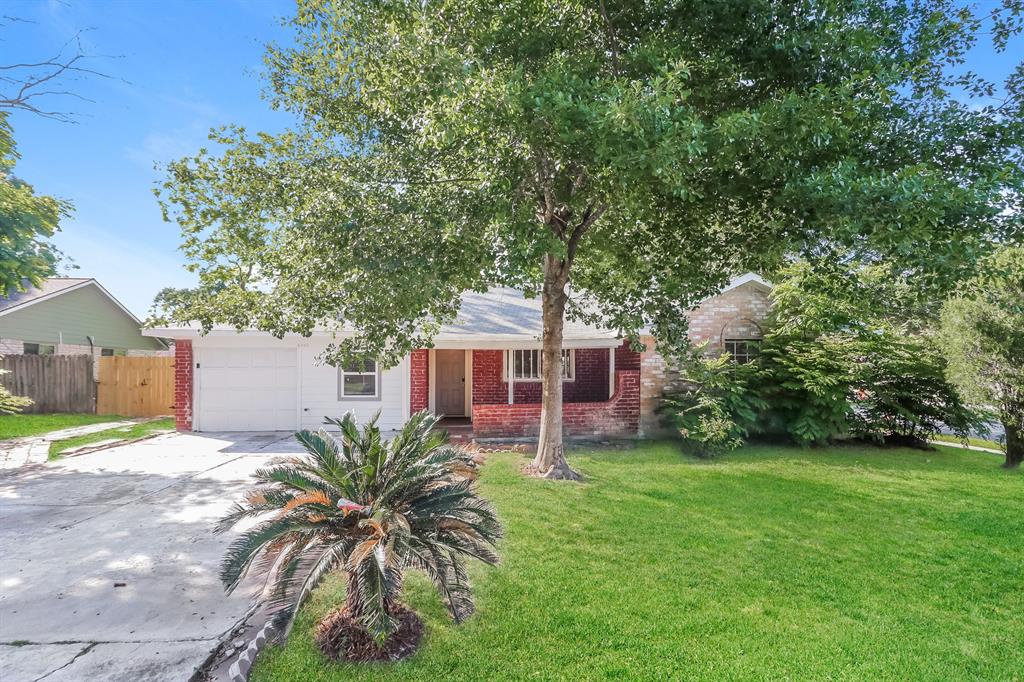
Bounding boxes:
[435,350,465,416]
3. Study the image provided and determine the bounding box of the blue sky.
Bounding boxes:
[4,0,295,317]
[4,0,1021,317]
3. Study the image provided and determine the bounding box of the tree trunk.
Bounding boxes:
[1003,420,1022,469]
[531,254,581,480]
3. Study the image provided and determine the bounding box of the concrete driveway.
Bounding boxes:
[0,431,303,682]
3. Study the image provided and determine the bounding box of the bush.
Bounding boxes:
[661,331,984,452]
[658,352,764,457]
[750,335,855,445]
[848,334,988,446]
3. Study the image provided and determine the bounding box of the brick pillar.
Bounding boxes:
[639,335,670,437]
[174,340,193,432]
[409,349,429,413]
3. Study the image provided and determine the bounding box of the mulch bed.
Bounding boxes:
[315,604,423,663]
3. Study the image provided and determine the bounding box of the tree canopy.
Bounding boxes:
[0,112,67,296]
[939,246,1024,467]
[159,0,1023,474]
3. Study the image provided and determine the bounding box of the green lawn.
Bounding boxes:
[0,413,127,441]
[253,442,1022,681]
[47,417,175,459]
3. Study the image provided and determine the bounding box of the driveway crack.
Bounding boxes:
[31,642,97,682]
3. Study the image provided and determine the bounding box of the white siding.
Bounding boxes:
[189,335,407,433]
[299,341,407,431]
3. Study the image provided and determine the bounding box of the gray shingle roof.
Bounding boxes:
[0,278,92,313]
[436,287,615,342]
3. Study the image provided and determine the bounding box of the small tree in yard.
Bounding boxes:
[159,1,1023,479]
[939,247,1024,468]
[219,412,502,659]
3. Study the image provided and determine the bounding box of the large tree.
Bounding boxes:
[159,0,1023,478]
[939,247,1024,468]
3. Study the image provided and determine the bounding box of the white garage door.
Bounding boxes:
[196,347,298,431]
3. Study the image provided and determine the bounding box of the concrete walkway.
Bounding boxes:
[0,431,301,682]
[0,420,147,470]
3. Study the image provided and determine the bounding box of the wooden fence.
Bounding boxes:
[1,355,96,413]
[97,356,175,417]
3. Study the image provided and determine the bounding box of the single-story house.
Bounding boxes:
[142,274,772,438]
[0,278,170,363]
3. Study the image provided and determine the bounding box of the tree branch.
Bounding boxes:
[598,0,621,77]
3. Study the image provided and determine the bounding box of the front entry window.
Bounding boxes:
[23,343,55,355]
[504,349,574,381]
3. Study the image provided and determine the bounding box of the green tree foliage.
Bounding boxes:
[158,0,1024,476]
[0,112,67,296]
[217,412,502,649]
[664,262,986,451]
[939,247,1024,468]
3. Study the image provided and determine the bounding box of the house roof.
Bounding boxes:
[0,278,169,349]
[142,273,771,348]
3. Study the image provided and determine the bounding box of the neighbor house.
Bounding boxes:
[0,278,170,362]
[143,274,771,437]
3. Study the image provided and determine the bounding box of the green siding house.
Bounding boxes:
[0,278,168,357]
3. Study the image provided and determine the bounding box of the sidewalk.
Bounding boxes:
[0,419,144,470]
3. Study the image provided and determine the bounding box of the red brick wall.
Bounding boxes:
[409,349,429,413]
[174,340,193,432]
[471,370,640,438]
[615,340,640,371]
[472,348,611,405]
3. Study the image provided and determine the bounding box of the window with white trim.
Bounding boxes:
[503,349,574,381]
[338,359,380,398]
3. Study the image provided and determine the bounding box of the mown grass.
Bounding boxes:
[0,413,126,440]
[47,417,175,459]
[252,442,1022,681]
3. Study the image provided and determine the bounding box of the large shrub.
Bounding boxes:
[848,333,987,446]
[750,335,855,445]
[218,411,502,661]
[658,353,764,457]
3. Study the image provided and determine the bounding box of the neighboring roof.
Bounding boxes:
[0,278,169,349]
[142,273,771,347]
[0,278,92,314]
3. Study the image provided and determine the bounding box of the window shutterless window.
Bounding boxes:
[338,359,380,399]
[23,343,55,355]
[723,339,758,364]
[503,349,574,381]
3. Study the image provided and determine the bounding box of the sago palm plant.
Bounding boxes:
[217,411,502,655]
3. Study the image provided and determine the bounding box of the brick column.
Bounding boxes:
[639,335,670,438]
[409,349,429,413]
[174,340,193,431]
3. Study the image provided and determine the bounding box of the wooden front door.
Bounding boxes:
[435,350,465,416]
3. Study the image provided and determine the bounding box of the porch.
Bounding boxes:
[410,343,641,440]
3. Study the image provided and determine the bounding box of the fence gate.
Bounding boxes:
[97,356,175,417]
[1,355,95,413]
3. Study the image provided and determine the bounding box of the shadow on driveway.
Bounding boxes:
[0,431,297,682]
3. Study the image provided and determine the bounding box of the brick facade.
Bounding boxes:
[637,282,772,436]
[409,349,429,413]
[686,283,771,349]
[472,370,640,438]
[174,340,193,431]
[472,348,613,405]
